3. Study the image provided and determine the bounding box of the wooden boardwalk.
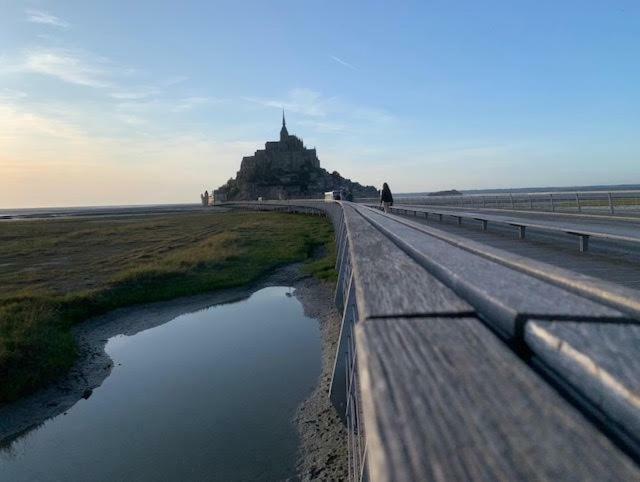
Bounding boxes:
[227,200,640,481]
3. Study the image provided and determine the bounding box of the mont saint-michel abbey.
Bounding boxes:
[214,113,377,201]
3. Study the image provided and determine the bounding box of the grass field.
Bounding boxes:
[0,211,336,403]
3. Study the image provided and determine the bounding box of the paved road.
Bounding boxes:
[390,205,640,290]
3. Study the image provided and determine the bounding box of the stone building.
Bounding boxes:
[217,112,378,201]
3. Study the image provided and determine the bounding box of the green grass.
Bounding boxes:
[304,237,338,281]
[0,211,336,403]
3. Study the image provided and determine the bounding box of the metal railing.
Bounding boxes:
[376,204,640,253]
[401,190,640,215]
[358,190,640,216]
[226,199,368,480]
[343,279,367,482]
[333,215,368,481]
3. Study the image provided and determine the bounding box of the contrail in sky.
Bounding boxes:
[330,55,356,70]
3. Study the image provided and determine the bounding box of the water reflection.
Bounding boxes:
[0,286,321,481]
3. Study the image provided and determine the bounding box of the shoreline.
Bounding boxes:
[0,263,348,479]
[293,276,349,480]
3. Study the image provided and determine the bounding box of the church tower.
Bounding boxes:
[280,109,289,142]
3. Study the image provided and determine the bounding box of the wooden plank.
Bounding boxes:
[356,316,640,481]
[341,205,473,319]
[525,320,640,451]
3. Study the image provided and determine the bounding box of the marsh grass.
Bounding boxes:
[0,211,336,402]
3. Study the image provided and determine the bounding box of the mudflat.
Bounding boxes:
[0,210,335,402]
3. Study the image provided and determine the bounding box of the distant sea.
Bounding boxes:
[400,184,640,197]
[0,203,204,221]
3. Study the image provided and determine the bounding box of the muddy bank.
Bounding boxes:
[294,277,349,480]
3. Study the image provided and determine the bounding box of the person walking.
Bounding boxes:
[380,182,393,213]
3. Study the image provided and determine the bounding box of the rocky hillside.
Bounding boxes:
[216,118,378,201]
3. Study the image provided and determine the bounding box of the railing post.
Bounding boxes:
[518,225,526,239]
[575,193,581,212]
[550,194,555,212]
[608,192,614,214]
[482,196,486,208]
[579,235,589,252]
[509,193,515,209]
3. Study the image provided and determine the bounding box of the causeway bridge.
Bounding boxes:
[228,199,640,481]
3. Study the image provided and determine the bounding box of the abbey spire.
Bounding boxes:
[280,109,289,141]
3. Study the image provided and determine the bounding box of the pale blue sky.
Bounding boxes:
[1,0,638,207]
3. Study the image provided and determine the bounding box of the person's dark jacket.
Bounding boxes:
[380,186,393,204]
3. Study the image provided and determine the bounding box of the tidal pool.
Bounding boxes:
[0,286,321,481]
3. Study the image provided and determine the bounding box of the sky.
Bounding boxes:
[1,0,639,207]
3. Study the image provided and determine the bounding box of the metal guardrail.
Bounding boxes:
[378,204,640,253]
[358,190,640,216]
[333,218,368,482]
[342,277,367,482]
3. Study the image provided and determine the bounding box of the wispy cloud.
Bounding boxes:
[109,76,192,102]
[330,55,356,70]
[0,103,86,140]
[243,88,394,133]
[351,106,394,124]
[116,114,147,126]
[0,88,28,101]
[298,119,347,133]
[172,96,225,112]
[7,48,114,88]
[110,89,160,100]
[26,9,69,29]
[161,75,189,87]
[244,88,329,117]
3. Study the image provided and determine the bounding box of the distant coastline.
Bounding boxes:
[0,203,207,221]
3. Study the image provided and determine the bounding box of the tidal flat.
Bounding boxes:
[0,210,336,403]
[0,263,347,480]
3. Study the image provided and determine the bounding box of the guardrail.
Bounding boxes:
[378,204,640,252]
[225,199,368,480]
[358,190,640,216]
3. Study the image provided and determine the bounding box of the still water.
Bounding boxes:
[0,287,321,481]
